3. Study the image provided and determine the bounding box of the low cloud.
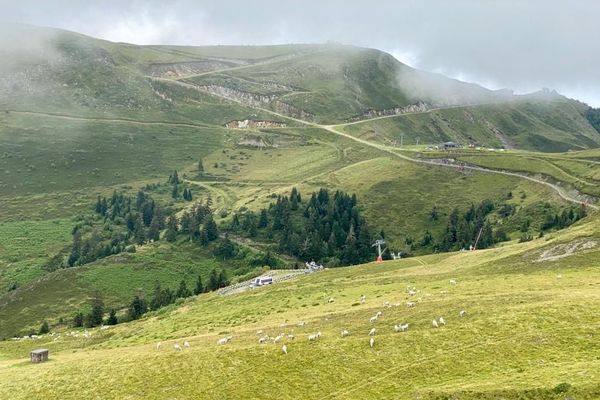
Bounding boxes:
[1,0,599,106]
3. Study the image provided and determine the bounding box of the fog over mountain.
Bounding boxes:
[2,0,599,106]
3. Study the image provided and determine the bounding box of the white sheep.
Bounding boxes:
[287,334,295,340]
[400,323,409,332]
[406,301,416,308]
[369,328,376,336]
[307,331,321,341]
[393,324,401,332]
[184,341,191,348]
[156,341,162,350]
[258,337,268,344]
[282,344,288,355]
[328,297,335,303]
[217,337,228,345]
[376,311,383,318]
[439,317,446,326]
[341,329,350,337]
[459,310,466,318]
[226,336,233,342]
[383,301,390,308]
[370,316,378,323]
[274,335,283,343]
[432,319,439,328]
[360,295,367,304]
[256,329,263,336]
[449,279,457,285]
[298,321,307,326]
[369,337,375,348]
[174,343,183,351]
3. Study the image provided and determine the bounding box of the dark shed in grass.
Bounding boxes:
[30,348,49,363]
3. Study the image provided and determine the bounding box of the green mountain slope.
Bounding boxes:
[1,24,599,343]
[1,215,599,399]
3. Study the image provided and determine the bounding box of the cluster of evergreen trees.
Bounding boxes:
[67,190,167,267]
[435,200,500,252]
[166,200,219,245]
[168,170,193,200]
[72,299,117,328]
[228,188,375,266]
[540,205,587,231]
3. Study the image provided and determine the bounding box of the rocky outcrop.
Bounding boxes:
[360,102,430,119]
[272,100,314,121]
[147,60,239,78]
[226,120,287,129]
[199,85,278,107]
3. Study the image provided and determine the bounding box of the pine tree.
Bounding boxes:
[208,268,219,291]
[148,214,161,242]
[128,296,148,320]
[258,209,269,228]
[39,321,49,335]
[165,215,178,242]
[133,214,145,245]
[203,214,219,241]
[73,312,84,328]
[171,183,179,199]
[87,300,104,327]
[105,309,118,325]
[217,269,229,288]
[176,279,191,298]
[193,275,204,295]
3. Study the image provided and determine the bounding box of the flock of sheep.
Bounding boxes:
[156,279,467,355]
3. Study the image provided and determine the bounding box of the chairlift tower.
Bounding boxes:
[373,239,386,262]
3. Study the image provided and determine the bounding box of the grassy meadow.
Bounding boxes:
[0,215,598,399]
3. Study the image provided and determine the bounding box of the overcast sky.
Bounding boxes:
[2,0,599,106]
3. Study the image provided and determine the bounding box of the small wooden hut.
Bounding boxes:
[30,348,49,363]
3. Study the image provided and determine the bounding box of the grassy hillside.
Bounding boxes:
[0,215,598,399]
[1,23,599,348]
[339,100,600,152]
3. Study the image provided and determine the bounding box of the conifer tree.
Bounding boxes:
[193,275,204,295]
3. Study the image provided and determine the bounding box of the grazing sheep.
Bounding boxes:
[439,317,446,326]
[360,295,367,304]
[400,323,409,332]
[298,321,307,326]
[369,328,376,336]
[328,297,335,303]
[408,290,417,296]
[274,335,283,343]
[256,330,263,336]
[226,336,233,342]
[432,319,439,328]
[156,341,162,350]
[459,310,466,318]
[383,301,390,308]
[376,311,383,318]
[341,329,350,337]
[406,301,416,308]
[258,337,268,344]
[287,334,295,340]
[174,343,183,351]
[369,337,375,348]
[393,324,401,332]
[184,341,191,348]
[449,279,457,285]
[282,345,288,355]
[308,332,321,341]
[370,316,378,323]
[217,337,229,345]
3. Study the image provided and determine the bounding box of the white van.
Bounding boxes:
[251,276,274,287]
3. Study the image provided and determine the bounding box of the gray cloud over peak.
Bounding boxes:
[2,0,599,106]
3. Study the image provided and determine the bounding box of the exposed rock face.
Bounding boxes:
[360,102,430,119]
[200,85,277,107]
[198,85,313,121]
[147,60,241,78]
[225,120,287,129]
